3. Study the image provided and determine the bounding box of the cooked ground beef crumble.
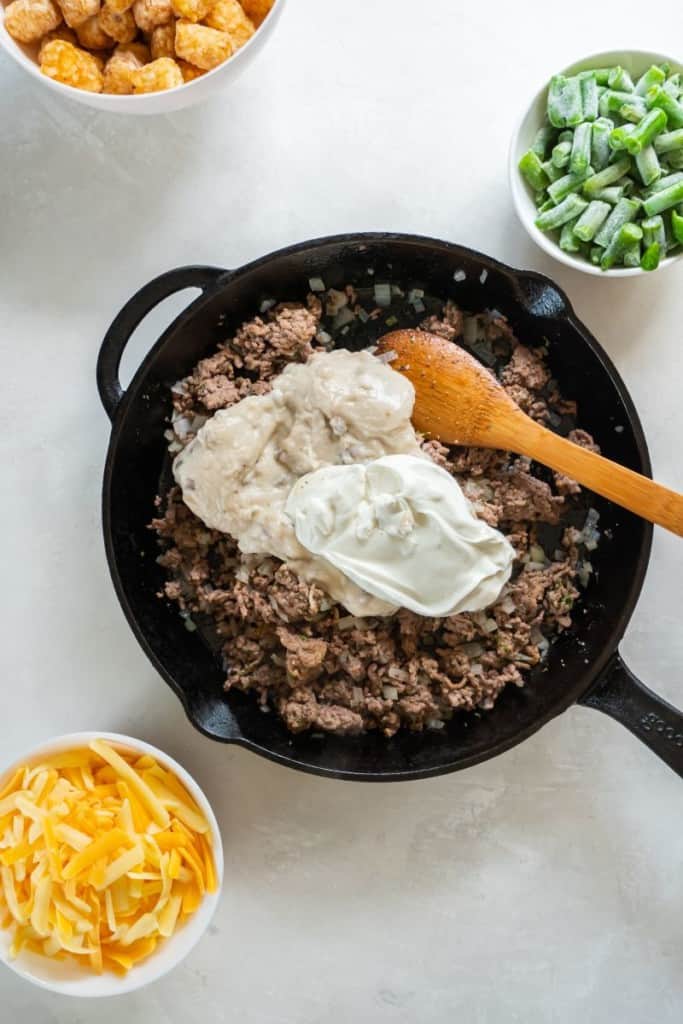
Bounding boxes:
[151,293,599,737]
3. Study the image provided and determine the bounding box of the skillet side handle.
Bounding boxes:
[96,265,227,421]
[579,654,683,778]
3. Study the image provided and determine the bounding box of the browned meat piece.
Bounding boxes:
[420,300,464,341]
[277,627,328,684]
[501,344,550,392]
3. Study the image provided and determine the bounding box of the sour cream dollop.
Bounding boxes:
[286,454,514,617]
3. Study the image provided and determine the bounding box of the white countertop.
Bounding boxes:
[1,1,683,1020]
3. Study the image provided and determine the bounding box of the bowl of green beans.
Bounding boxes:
[510,50,683,276]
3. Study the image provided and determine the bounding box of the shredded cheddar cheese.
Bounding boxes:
[0,740,217,976]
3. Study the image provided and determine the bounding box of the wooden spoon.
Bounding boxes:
[377,329,683,536]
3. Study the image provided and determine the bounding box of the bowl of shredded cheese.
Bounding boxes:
[0,732,223,996]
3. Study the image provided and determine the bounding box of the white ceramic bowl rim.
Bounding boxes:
[508,48,683,278]
[0,731,223,998]
[0,0,284,112]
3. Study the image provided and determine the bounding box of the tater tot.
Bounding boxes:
[240,0,272,27]
[174,20,231,70]
[98,3,136,41]
[131,0,172,31]
[102,46,140,91]
[4,0,62,43]
[55,0,99,28]
[169,0,210,22]
[38,23,77,55]
[131,55,183,91]
[205,0,254,47]
[39,38,104,90]
[102,0,132,13]
[116,38,150,61]
[76,11,113,46]
[149,20,174,58]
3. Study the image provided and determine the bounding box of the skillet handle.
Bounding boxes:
[96,265,227,421]
[579,654,683,778]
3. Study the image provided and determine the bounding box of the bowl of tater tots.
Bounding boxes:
[0,0,283,112]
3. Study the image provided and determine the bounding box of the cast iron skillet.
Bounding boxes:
[97,233,683,782]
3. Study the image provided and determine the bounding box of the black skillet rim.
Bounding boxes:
[101,231,654,781]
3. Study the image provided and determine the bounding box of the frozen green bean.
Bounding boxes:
[642,178,683,216]
[580,74,599,121]
[590,118,613,170]
[609,124,636,150]
[541,159,563,183]
[548,75,583,128]
[635,64,666,96]
[672,208,683,245]
[583,157,632,197]
[569,123,592,174]
[654,129,683,154]
[645,171,683,195]
[560,220,582,252]
[573,200,611,241]
[592,185,625,203]
[594,197,641,247]
[519,150,550,191]
[590,245,602,264]
[641,215,666,248]
[531,121,556,159]
[548,166,593,204]
[619,99,648,123]
[635,146,661,186]
[647,85,683,129]
[552,140,572,168]
[666,151,683,170]
[535,193,588,231]
[608,66,635,92]
[600,222,643,269]
[624,108,668,154]
[599,90,638,117]
[640,242,661,270]
[623,241,642,267]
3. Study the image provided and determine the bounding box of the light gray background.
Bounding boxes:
[1,1,682,1021]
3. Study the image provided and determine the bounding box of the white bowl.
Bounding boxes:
[0,0,285,114]
[509,48,683,277]
[0,731,224,997]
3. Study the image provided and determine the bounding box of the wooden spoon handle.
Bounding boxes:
[504,419,683,536]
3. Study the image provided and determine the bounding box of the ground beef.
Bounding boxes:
[151,297,599,737]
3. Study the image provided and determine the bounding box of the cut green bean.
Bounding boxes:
[548,166,593,204]
[580,74,599,121]
[643,178,683,216]
[641,215,666,248]
[519,150,550,191]
[623,241,642,267]
[645,171,683,195]
[594,197,641,247]
[624,108,668,154]
[646,85,683,129]
[666,151,683,170]
[583,157,632,197]
[635,146,661,187]
[654,129,683,154]
[573,200,611,241]
[535,193,589,231]
[531,121,556,159]
[590,118,613,170]
[599,90,638,117]
[551,139,572,168]
[607,66,635,92]
[541,159,563,183]
[619,99,648,123]
[609,123,636,150]
[537,198,555,213]
[672,208,683,245]
[570,123,592,174]
[590,245,602,264]
[548,75,583,128]
[640,241,661,270]
[592,185,625,203]
[600,222,643,269]
[636,64,667,97]
[559,219,582,252]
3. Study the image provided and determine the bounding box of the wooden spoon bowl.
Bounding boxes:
[377,329,683,537]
